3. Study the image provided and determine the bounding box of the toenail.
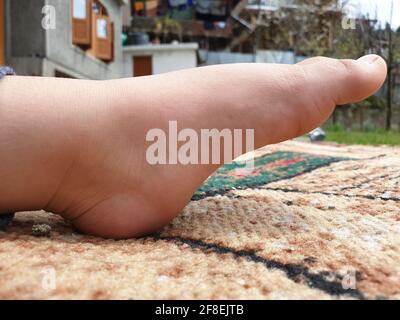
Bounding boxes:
[357,54,380,65]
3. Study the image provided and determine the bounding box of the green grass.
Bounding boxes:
[322,126,400,146]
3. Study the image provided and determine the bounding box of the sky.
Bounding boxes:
[346,0,400,28]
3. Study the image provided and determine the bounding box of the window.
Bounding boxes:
[72,0,92,46]
[71,0,114,62]
[92,14,113,61]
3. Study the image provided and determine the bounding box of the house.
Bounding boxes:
[123,42,198,77]
[1,0,128,79]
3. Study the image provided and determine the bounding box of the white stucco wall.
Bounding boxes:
[122,43,198,78]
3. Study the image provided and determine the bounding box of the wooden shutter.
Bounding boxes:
[110,22,114,62]
[72,0,92,45]
[92,14,113,61]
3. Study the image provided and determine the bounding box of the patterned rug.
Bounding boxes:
[0,141,399,299]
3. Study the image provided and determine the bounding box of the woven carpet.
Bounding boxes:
[0,141,399,300]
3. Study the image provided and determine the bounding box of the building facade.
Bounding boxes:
[2,0,128,79]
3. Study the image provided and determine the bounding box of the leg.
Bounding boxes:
[0,55,387,238]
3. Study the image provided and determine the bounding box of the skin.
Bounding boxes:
[0,55,387,238]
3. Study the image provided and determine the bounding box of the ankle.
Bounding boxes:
[0,77,94,213]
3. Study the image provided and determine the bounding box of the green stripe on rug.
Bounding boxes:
[192,151,347,200]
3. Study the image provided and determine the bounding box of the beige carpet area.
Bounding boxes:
[0,141,399,299]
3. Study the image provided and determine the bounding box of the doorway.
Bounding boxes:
[133,56,152,77]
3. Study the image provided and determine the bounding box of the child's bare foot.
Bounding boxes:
[0,55,386,238]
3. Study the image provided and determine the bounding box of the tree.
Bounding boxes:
[229,0,343,54]
[231,0,398,130]
[154,16,182,43]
